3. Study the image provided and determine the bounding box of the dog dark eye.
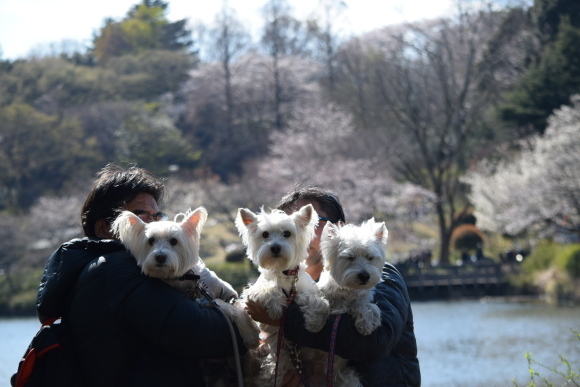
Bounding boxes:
[367,256,373,261]
[262,231,269,238]
[170,238,178,246]
[282,231,291,238]
[148,237,155,246]
[347,255,355,261]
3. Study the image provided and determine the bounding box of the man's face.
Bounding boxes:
[95,192,160,239]
[288,199,329,280]
[125,193,164,223]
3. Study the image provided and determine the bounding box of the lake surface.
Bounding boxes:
[413,299,580,386]
[1,299,579,387]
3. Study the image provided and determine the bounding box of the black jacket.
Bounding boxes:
[284,263,421,386]
[36,238,246,387]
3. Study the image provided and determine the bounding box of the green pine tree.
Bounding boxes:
[499,18,580,135]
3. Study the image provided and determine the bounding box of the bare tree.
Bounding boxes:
[334,4,507,264]
[206,2,251,129]
[309,0,348,90]
[260,0,318,129]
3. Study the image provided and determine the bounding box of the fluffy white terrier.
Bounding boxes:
[111,208,260,351]
[235,204,329,386]
[316,218,388,387]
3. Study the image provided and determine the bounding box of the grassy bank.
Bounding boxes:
[510,240,580,304]
[0,268,43,317]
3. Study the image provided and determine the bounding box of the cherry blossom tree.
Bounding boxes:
[247,100,435,225]
[465,95,580,237]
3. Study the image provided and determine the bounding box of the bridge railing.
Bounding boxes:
[395,261,520,289]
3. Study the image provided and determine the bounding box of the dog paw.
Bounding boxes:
[299,296,329,333]
[303,307,330,333]
[354,304,381,335]
[304,313,328,333]
[267,304,284,320]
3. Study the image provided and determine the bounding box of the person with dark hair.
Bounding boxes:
[36,164,246,387]
[246,186,421,387]
[80,164,166,238]
[276,187,346,281]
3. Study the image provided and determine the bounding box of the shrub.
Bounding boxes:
[555,243,580,278]
[451,224,485,252]
[521,239,566,273]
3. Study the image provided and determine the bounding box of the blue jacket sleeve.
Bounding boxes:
[283,263,410,363]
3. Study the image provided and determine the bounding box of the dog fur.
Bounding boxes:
[235,204,330,386]
[315,217,389,387]
[111,208,260,351]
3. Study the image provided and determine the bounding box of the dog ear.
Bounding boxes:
[127,213,144,227]
[236,208,256,227]
[373,219,388,246]
[323,221,340,240]
[181,207,208,237]
[112,211,146,241]
[292,204,318,229]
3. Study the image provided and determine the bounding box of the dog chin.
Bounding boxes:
[258,255,292,271]
[141,264,178,280]
[339,273,381,290]
[344,280,378,290]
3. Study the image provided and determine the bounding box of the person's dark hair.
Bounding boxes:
[81,164,165,237]
[276,186,346,223]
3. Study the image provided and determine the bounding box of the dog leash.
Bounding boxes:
[274,268,311,387]
[326,314,342,387]
[179,271,244,387]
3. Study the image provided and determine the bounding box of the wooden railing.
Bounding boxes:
[395,261,521,298]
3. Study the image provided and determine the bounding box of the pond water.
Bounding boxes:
[1,299,579,386]
[413,299,580,386]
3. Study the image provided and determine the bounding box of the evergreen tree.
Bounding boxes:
[530,0,580,44]
[93,0,192,64]
[499,18,580,135]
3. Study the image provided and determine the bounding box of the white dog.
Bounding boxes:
[111,207,261,352]
[316,218,388,387]
[235,204,330,386]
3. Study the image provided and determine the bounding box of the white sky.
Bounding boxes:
[0,0,453,60]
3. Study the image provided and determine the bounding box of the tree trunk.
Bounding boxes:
[436,199,451,265]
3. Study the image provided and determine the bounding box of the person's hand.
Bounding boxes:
[282,370,301,387]
[244,300,281,326]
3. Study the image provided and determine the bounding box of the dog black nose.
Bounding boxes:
[271,244,281,255]
[358,272,370,283]
[155,254,167,264]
